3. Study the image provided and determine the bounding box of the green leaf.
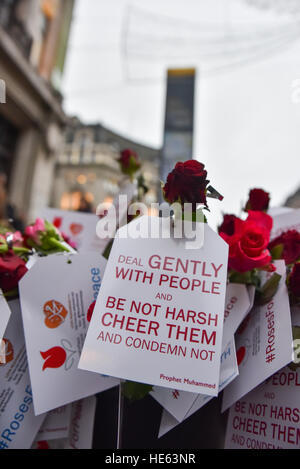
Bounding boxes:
[255,273,281,305]
[102,239,114,260]
[122,381,153,401]
[270,244,284,260]
[229,270,260,287]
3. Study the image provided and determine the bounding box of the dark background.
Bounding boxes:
[93,387,229,449]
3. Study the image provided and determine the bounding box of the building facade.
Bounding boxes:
[51,119,161,212]
[0,0,75,223]
[285,187,300,208]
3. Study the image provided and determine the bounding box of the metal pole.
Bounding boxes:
[116,382,124,449]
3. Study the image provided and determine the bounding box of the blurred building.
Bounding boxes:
[285,186,300,208]
[51,119,161,212]
[0,0,75,222]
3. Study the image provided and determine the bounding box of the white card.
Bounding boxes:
[0,300,46,449]
[65,396,97,449]
[268,207,293,217]
[271,209,300,240]
[225,308,300,449]
[158,338,239,437]
[35,404,72,441]
[79,216,228,395]
[41,208,108,253]
[0,291,11,341]
[19,253,119,415]
[224,367,300,449]
[32,396,97,450]
[150,283,248,422]
[222,260,293,412]
[222,284,252,347]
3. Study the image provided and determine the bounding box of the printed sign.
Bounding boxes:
[19,253,118,415]
[41,208,107,253]
[35,404,71,441]
[65,396,97,449]
[79,216,228,395]
[0,300,46,449]
[222,284,253,348]
[158,338,238,437]
[151,283,249,421]
[155,337,238,429]
[0,292,11,341]
[222,261,293,412]
[33,396,97,450]
[225,305,300,449]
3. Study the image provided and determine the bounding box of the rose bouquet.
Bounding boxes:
[0,218,74,298]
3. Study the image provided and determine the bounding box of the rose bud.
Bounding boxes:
[119,149,141,178]
[0,253,28,293]
[288,263,300,299]
[245,188,270,212]
[269,230,300,265]
[162,160,210,210]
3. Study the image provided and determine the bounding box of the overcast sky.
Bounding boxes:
[62,0,300,228]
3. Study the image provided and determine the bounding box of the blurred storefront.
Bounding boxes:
[51,118,161,212]
[0,0,75,222]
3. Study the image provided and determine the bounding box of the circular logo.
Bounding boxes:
[0,339,14,366]
[43,300,68,329]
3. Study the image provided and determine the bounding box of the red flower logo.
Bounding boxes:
[236,346,246,366]
[40,347,66,371]
[53,217,63,229]
[87,301,96,323]
[69,223,83,236]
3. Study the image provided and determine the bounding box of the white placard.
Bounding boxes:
[268,207,293,217]
[222,284,252,348]
[222,261,293,412]
[225,306,300,449]
[65,396,97,449]
[79,216,228,396]
[33,396,97,450]
[19,253,119,415]
[0,300,46,449]
[158,338,238,437]
[0,292,11,341]
[151,283,249,422]
[36,404,72,441]
[41,208,108,253]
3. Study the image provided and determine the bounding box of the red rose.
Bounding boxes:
[162,160,210,208]
[269,230,300,265]
[87,300,96,322]
[119,149,141,177]
[218,214,240,236]
[288,263,300,298]
[0,253,28,292]
[220,211,273,273]
[245,188,270,212]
